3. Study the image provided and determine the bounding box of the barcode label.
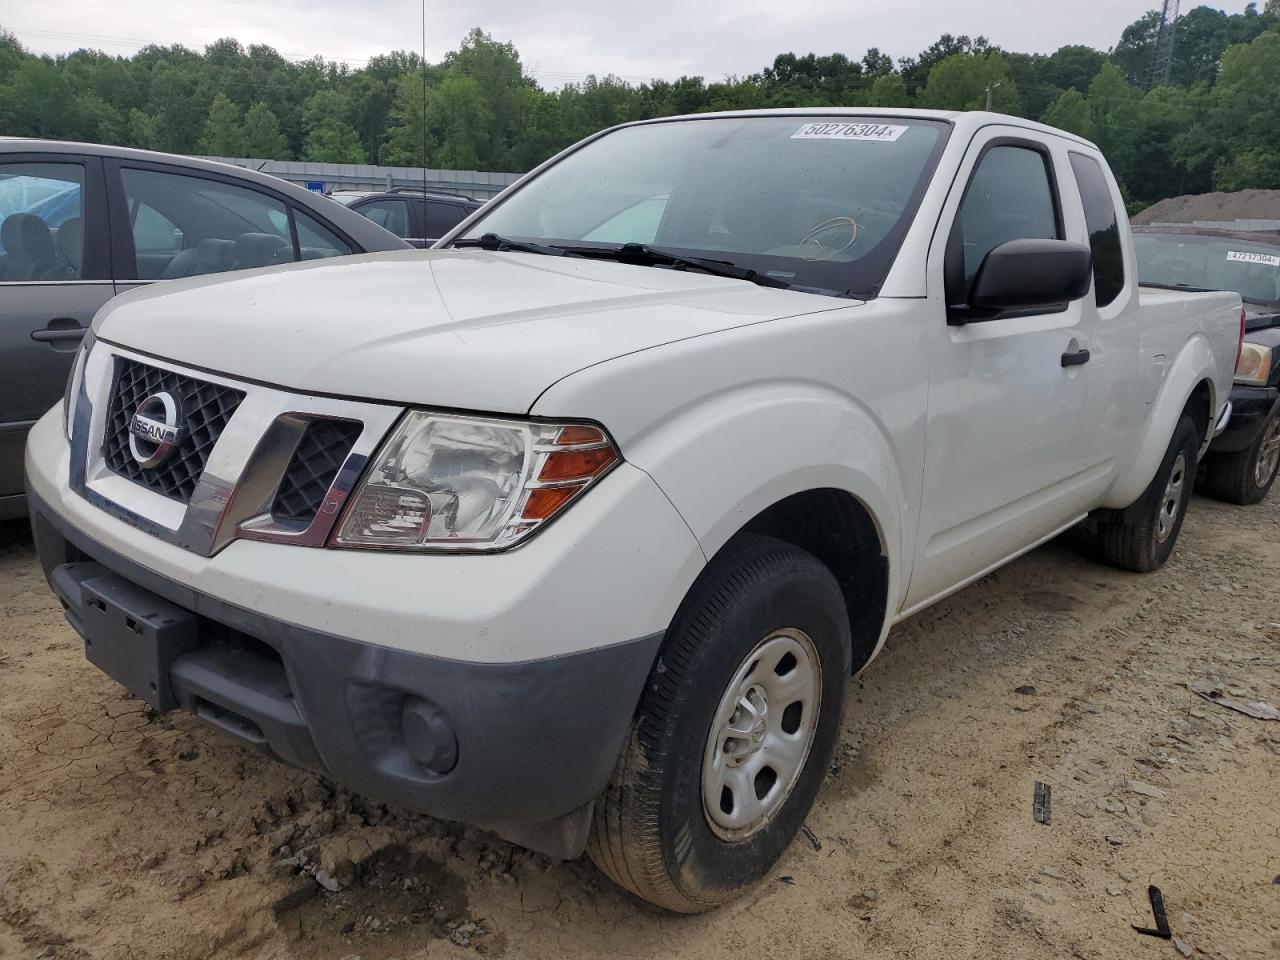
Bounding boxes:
[1227,250,1280,267]
[791,122,908,142]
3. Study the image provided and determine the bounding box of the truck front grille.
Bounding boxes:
[270,419,364,523]
[102,359,245,503]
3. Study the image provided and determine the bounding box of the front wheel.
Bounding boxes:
[587,535,851,913]
[1098,413,1199,572]
[1202,409,1280,505]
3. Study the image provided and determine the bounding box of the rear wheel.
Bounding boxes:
[587,535,850,913]
[1098,414,1198,572]
[1203,409,1280,505]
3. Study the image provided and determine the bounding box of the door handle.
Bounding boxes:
[31,328,87,342]
[1061,348,1091,367]
[32,318,87,344]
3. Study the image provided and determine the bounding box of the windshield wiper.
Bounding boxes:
[452,233,576,257]
[590,242,792,289]
[1141,281,1213,293]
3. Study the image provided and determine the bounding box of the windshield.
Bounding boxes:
[457,116,950,297]
[1135,232,1280,306]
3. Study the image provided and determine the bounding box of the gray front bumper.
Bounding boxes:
[29,488,661,857]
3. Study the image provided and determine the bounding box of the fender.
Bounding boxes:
[615,381,908,627]
[1100,333,1218,510]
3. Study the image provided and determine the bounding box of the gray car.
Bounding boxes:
[0,138,410,520]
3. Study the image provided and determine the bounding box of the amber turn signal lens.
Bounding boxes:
[521,486,580,521]
[517,424,619,524]
[537,446,616,482]
[556,424,606,445]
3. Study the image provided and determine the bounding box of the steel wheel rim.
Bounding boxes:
[1155,451,1187,544]
[1255,417,1280,489]
[702,628,821,842]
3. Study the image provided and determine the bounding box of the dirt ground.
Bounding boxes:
[1,490,1278,960]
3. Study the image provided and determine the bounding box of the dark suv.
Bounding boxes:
[339,188,483,247]
[1135,226,1280,503]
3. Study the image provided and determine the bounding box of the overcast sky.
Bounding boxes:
[5,1,1258,85]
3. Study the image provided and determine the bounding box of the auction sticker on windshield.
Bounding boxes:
[791,122,908,142]
[1227,250,1280,267]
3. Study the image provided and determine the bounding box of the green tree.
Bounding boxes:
[382,70,429,165]
[1042,87,1097,141]
[1180,30,1280,190]
[126,108,162,149]
[899,34,990,95]
[866,73,910,107]
[301,89,365,162]
[918,51,1021,113]
[201,93,245,156]
[242,101,289,158]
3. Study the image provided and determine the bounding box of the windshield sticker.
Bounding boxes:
[1227,250,1280,267]
[791,122,908,142]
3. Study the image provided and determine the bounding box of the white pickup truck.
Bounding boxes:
[26,109,1241,912]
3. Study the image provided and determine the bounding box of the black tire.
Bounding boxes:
[1098,414,1199,572]
[586,534,851,913]
[1202,409,1280,505]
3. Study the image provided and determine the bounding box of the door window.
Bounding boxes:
[1068,153,1125,308]
[950,145,1060,301]
[294,209,354,259]
[421,200,469,239]
[122,167,296,280]
[355,199,411,238]
[0,163,85,281]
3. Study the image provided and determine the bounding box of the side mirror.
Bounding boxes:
[953,238,1093,324]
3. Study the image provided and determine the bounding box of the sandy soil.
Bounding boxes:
[1,492,1278,960]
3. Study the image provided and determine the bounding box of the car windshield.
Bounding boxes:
[456,115,950,297]
[1135,232,1280,307]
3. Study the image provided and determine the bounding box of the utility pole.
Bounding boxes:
[985,80,1002,111]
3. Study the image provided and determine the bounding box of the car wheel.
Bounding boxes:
[1203,408,1280,505]
[586,534,851,913]
[1098,414,1199,572]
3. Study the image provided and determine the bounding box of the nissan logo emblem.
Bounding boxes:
[128,391,183,468]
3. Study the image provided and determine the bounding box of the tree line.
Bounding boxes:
[1,3,1279,211]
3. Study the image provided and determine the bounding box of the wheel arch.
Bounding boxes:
[709,488,890,675]
[1100,335,1220,510]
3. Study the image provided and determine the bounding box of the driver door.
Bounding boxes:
[904,130,1097,610]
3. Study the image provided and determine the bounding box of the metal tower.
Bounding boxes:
[1149,0,1180,89]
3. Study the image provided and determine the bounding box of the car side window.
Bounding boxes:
[950,145,1060,302]
[0,162,85,281]
[1068,153,1125,308]
[294,209,354,259]
[121,167,297,281]
[356,199,411,238]
[421,200,468,239]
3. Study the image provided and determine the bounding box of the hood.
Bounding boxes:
[94,249,846,414]
[1244,301,1280,333]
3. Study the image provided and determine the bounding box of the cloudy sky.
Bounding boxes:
[5,1,1258,84]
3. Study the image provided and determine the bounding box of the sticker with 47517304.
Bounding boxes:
[790,122,908,143]
[1226,250,1280,267]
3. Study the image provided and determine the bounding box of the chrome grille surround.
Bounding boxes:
[68,340,405,557]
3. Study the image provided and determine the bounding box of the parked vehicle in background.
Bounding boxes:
[0,138,410,520]
[26,110,1241,912]
[337,187,483,247]
[1135,226,1280,503]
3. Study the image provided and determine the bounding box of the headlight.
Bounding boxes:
[62,336,92,440]
[1235,341,1272,386]
[332,412,619,551]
